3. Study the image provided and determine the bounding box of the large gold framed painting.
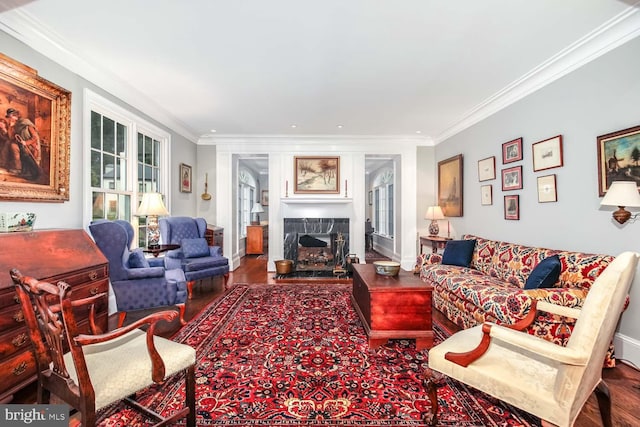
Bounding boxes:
[0,53,71,202]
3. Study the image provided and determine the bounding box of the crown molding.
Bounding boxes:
[0,9,199,142]
[2,5,638,146]
[434,5,640,144]
[198,134,433,146]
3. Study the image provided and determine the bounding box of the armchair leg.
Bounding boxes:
[117,311,127,328]
[223,272,230,290]
[595,380,612,427]
[187,280,195,299]
[177,303,187,326]
[186,365,196,427]
[423,369,444,426]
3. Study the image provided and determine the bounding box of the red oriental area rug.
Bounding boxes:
[98,284,540,426]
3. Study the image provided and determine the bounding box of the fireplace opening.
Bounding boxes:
[283,218,349,277]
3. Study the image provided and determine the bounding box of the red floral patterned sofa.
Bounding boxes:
[415,234,618,366]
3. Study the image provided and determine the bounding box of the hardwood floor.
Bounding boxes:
[14,255,640,426]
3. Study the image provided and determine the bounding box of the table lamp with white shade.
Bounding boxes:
[136,192,169,248]
[251,202,264,225]
[425,206,445,236]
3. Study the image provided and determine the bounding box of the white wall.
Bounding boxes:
[207,138,424,271]
[435,36,640,366]
[0,31,198,229]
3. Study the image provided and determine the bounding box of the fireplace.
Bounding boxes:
[283,218,349,274]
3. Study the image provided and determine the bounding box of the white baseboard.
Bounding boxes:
[614,332,640,368]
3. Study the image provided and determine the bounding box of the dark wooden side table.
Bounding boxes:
[351,264,434,350]
[143,244,180,257]
[419,236,451,254]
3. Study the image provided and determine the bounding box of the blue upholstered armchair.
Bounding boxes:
[89,220,188,327]
[159,216,229,298]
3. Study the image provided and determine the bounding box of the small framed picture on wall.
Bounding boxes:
[537,174,557,203]
[180,163,192,193]
[501,166,523,191]
[504,195,520,220]
[502,137,523,164]
[481,185,493,205]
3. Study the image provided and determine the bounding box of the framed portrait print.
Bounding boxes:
[596,124,640,196]
[261,189,269,206]
[537,174,557,203]
[501,165,523,191]
[0,53,71,202]
[179,163,192,193]
[477,156,496,182]
[532,135,563,172]
[438,154,463,217]
[502,137,523,164]
[481,185,493,206]
[504,195,520,220]
[294,156,340,194]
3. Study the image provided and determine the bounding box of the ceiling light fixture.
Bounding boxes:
[210,129,217,133]
[290,124,297,128]
[416,130,422,134]
[337,125,343,129]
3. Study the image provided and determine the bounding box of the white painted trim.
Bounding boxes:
[200,134,432,146]
[614,332,640,368]
[0,9,198,142]
[2,4,638,145]
[435,5,640,143]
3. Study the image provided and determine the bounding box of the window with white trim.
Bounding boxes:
[373,169,395,238]
[86,90,170,248]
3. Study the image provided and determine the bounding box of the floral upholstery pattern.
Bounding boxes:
[417,235,616,366]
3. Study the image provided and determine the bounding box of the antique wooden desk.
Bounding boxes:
[0,229,109,403]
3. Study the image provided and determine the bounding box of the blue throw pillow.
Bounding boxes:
[441,239,476,267]
[525,255,561,290]
[181,238,210,258]
[128,249,150,268]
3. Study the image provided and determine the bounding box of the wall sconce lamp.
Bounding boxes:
[600,181,640,224]
[251,202,264,225]
[425,206,445,236]
[136,192,169,248]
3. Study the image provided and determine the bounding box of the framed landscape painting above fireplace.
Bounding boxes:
[294,156,340,194]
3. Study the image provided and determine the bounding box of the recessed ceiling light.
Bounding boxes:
[210,129,217,133]
[290,124,297,128]
[415,130,422,134]
[337,125,343,129]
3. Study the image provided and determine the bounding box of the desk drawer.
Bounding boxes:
[0,327,30,360]
[0,350,36,392]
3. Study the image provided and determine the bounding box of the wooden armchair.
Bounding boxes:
[11,268,196,427]
[426,251,639,427]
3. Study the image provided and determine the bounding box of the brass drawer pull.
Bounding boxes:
[89,287,99,296]
[13,294,20,304]
[13,362,27,376]
[89,271,98,280]
[12,333,28,348]
[13,310,24,323]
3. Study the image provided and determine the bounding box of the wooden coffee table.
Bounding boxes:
[351,264,434,350]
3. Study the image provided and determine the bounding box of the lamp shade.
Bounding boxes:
[600,181,640,208]
[251,203,264,214]
[136,192,169,216]
[425,206,445,220]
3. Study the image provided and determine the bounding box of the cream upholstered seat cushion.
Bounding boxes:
[63,329,196,411]
[428,251,639,427]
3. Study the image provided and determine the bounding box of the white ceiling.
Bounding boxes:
[1,0,639,143]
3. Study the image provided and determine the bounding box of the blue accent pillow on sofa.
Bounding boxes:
[441,239,476,267]
[181,238,210,258]
[128,249,150,268]
[525,255,561,289]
